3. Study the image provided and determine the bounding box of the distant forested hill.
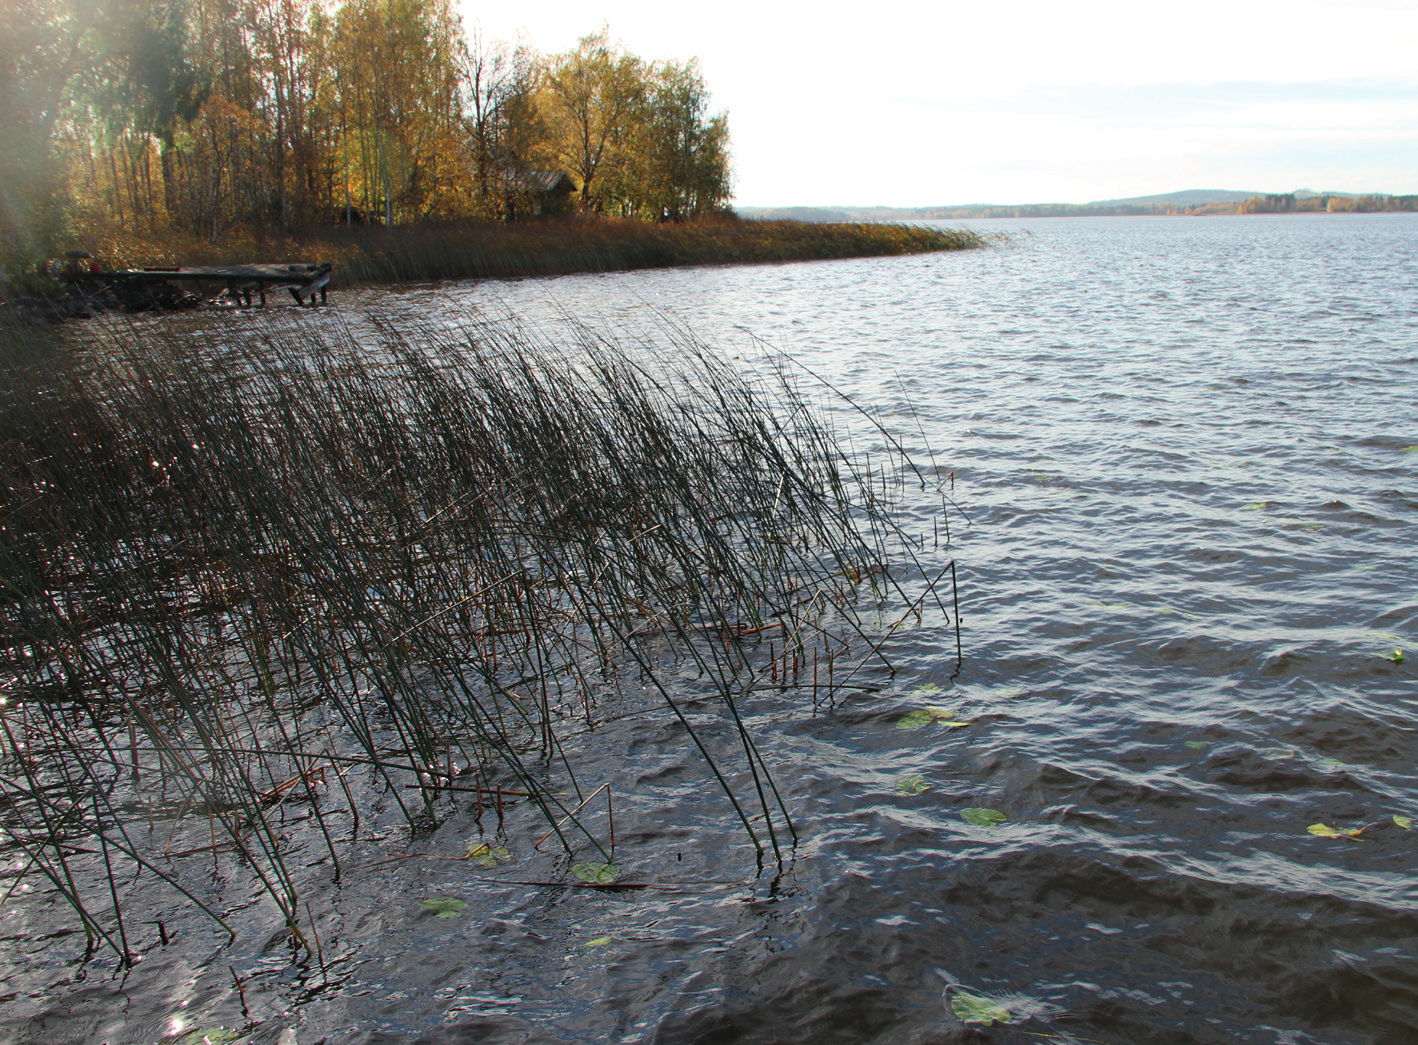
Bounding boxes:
[741,190,1417,222]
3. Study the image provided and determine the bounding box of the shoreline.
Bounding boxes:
[3,217,985,320]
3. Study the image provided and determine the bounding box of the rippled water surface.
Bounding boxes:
[6,214,1418,1044]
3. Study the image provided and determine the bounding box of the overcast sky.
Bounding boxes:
[460,0,1418,208]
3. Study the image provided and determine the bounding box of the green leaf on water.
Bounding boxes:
[925,705,972,727]
[1184,740,1208,750]
[1401,446,1418,454]
[897,709,935,729]
[897,773,929,795]
[1385,648,1406,664]
[572,861,620,885]
[466,842,512,867]
[1394,815,1413,830]
[583,935,613,948]
[961,807,1007,827]
[949,991,1013,1026]
[182,1030,244,1045]
[914,683,941,695]
[1242,502,1268,511]
[1307,823,1366,839]
[1261,748,1297,760]
[420,897,468,917]
[898,705,971,730]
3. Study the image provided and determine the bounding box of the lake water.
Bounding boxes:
[5,213,1418,1044]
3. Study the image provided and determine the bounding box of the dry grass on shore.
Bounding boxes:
[85,215,984,286]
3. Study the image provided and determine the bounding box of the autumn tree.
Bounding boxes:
[332,0,467,225]
[1,3,733,262]
[0,0,92,261]
[461,29,549,219]
[640,59,730,220]
[541,30,648,215]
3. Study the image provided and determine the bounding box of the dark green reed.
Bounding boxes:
[0,313,955,962]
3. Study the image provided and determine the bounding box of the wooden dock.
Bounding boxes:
[78,262,333,309]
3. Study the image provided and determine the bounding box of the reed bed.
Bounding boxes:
[86,216,983,286]
[0,313,954,963]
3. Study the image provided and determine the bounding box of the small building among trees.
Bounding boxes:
[503,170,577,220]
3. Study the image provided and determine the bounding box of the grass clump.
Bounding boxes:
[0,312,953,962]
[81,215,983,286]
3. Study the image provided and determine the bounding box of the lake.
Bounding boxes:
[4,213,1416,1044]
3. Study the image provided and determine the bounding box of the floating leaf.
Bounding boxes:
[1307,823,1366,839]
[1242,502,1267,511]
[961,807,1007,827]
[949,991,1013,1026]
[572,861,620,885]
[1184,740,1208,750]
[467,842,512,867]
[1261,748,1296,760]
[898,705,970,729]
[1402,446,1418,454]
[583,935,613,948]
[419,897,468,917]
[1088,600,1131,611]
[897,709,935,729]
[897,773,929,795]
[1394,815,1413,830]
[1386,648,1406,664]
[926,705,973,727]
[182,1030,244,1045]
[914,683,941,695]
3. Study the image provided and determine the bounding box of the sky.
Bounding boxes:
[458,0,1418,208]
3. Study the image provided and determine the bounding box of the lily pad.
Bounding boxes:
[961,807,1007,827]
[420,897,468,917]
[898,705,971,730]
[1184,740,1208,750]
[182,1030,244,1045]
[914,683,941,695]
[1261,748,1296,760]
[1307,823,1366,839]
[1394,815,1413,830]
[897,773,929,795]
[949,991,1013,1026]
[467,842,512,867]
[572,861,620,885]
[1385,648,1405,664]
[897,709,935,729]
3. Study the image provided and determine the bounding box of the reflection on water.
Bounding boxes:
[5,214,1418,1044]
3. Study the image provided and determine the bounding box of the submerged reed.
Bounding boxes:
[0,311,955,962]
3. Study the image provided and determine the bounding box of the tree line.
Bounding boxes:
[0,0,732,264]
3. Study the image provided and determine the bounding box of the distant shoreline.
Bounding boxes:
[743,192,1418,224]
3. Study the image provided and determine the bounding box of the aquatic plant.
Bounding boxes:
[0,311,955,962]
[84,216,984,287]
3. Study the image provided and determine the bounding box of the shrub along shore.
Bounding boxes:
[86,215,985,287]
